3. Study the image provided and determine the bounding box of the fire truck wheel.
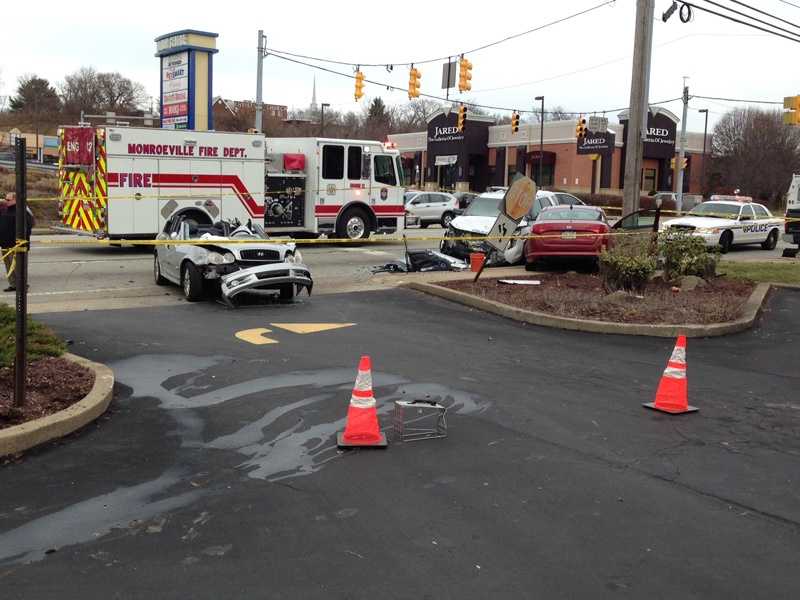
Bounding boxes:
[154,253,168,285]
[337,208,370,240]
[181,263,205,301]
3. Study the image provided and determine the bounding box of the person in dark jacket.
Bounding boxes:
[0,192,34,292]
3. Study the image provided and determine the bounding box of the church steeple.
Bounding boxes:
[310,76,318,113]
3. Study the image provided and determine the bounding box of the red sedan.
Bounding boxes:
[523,205,610,270]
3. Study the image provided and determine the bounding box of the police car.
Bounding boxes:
[660,196,783,253]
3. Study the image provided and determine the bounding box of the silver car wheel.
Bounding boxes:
[346,216,366,240]
[183,270,192,297]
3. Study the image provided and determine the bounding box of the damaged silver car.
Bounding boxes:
[154,214,312,304]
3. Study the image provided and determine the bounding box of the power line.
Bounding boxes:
[265,1,617,68]
[777,0,800,10]
[726,0,800,30]
[682,1,800,43]
[267,49,681,116]
[697,0,800,39]
[692,94,783,104]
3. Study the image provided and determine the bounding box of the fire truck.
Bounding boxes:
[57,126,406,240]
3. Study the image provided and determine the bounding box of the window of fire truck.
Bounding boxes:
[347,146,362,179]
[374,155,396,186]
[322,145,344,179]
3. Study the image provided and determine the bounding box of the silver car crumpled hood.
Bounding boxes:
[220,262,313,301]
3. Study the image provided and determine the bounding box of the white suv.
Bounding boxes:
[404,191,459,228]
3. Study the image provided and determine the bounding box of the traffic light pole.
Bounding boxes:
[675,83,689,213]
[622,0,655,216]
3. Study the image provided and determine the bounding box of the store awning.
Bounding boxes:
[435,154,458,166]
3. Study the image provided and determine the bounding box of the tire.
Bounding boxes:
[441,212,455,228]
[154,253,168,285]
[181,262,204,301]
[336,208,370,240]
[524,258,539,272]
[279,284,295,301]
[719,230,733,254]
[762,229,778,250]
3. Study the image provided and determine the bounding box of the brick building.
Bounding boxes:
[388,106,711,196]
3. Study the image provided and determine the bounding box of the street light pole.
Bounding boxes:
[699,108,709,198]
[320,103,330,137]
[535,95,544,186]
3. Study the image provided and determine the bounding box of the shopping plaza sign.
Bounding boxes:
[577,129,615,155]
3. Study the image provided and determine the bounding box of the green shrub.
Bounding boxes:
[599,234,657,293]
[659,231,719,281]
[0,305,65,368]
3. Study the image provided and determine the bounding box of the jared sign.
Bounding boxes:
[577,130,615,155]
[428,125,464,143]
[642,113,677,159]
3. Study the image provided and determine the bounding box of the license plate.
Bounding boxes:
[560,231,577,240]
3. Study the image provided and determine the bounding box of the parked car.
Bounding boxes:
[652,191,702,213]
[523,205,609,269]
[660,199,783,253]
[552,192,585,206]
[154,214,312,304]
[440,190,561,266]
[453,191,478,210]
[404,191,459,228]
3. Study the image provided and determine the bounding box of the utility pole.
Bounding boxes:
[675,80,689,213]
[255,30,266,133]
[14,137,28,408]
[622,0,655,216]
[535,95,544,186]
[699,108,709,197]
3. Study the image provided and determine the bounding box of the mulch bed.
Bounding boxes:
[0,357,95,430]
[441,273,755,325]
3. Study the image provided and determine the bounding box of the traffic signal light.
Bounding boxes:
[784,96,800,125]
[511,112,520,134]
[457,104,467,132]
[670,157,688,170]
[458,56,472,93]
[575,117,587,139]
[354,69,365,101]
[408,66,421,99]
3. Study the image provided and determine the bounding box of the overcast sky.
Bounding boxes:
[1,0,794,132]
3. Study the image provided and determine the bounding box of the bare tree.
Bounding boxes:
[60,67,147,116]
[712,107,800,204]
[534,105,572,122]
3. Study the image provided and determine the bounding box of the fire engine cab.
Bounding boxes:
[57,126,405,241]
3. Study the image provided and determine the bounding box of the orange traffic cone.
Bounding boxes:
[337,355,388,448]
[643,335,698,415]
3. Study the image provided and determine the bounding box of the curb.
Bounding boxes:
[404,281,772,338]
[0,353,115,457]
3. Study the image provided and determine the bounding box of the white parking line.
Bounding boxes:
[9,286,152,297]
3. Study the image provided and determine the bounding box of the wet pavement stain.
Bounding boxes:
[0,354,491,566]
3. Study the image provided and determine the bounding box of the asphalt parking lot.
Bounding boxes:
[1,287,799,598]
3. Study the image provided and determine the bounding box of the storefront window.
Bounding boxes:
[642,168,657,193]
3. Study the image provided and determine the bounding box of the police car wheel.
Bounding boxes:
[719,230,733,254]
[762,229,778,251]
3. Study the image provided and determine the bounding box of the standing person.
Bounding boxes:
[0,192,34,292]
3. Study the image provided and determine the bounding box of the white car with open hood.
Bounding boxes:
[660,197,783,253]
[154,214,312,305]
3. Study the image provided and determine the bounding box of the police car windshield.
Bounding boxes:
[464,196,502,217]
[688,202,741,219]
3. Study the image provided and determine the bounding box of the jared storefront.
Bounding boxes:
[388,105,709,196]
